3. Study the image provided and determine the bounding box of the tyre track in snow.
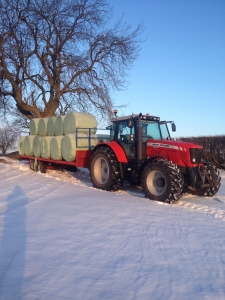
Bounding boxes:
[174,197,225,221]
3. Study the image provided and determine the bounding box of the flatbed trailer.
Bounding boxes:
[19,149,92,172]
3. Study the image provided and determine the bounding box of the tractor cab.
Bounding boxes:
[109,112,176,161]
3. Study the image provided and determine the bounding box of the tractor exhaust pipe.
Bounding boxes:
[137,113,143,165]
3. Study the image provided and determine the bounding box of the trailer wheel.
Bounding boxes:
[30,159,39,172]
[90,147,123,191]
[185,164,221,197]
[67,166,77,172]
[29,159,34,171]
[141,160,184,203]
[39,161,47,173]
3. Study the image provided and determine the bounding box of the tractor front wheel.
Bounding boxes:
[90,147,123,191]
[185,164,221,197]
[141,160,184,203]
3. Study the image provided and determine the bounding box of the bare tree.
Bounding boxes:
[0,0,143,123]
[0,125,18,154]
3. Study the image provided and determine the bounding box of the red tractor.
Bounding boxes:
[90,112,221,203]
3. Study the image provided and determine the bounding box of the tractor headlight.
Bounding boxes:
[189,148,204,164]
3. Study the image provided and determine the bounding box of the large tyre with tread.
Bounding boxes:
[90,147,123,191]
[141,160,184,203]
[185,164,221,197]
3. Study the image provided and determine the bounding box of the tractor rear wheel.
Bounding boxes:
[90,147,123,191]
[141,160,184,203]
[185,164,221,197]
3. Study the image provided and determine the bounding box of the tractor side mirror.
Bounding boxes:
[171,123,176,132]
[127,119,134,128]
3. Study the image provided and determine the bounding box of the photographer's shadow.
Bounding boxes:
[0,185,28,300]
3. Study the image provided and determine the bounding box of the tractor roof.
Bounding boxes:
[111,114,160,122]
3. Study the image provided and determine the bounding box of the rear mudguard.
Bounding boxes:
[93,141,128,163]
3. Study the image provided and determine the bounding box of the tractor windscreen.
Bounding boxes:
[141,121,170,140]
[160,123,171,140]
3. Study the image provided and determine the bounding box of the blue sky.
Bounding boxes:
[109,0,225,137]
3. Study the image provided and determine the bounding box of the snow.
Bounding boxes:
[0,158,225,300]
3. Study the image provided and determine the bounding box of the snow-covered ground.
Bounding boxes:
[0,157,225,300]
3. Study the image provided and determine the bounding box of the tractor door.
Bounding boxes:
[116,120,136,159]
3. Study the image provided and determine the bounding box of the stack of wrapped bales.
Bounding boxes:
[19,112,101,162]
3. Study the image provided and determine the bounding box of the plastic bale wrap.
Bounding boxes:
[33,136,43,158]
[38,118,49,136]
[30,118,41,135]
[41,137,53,159]
[50,136,63,160]
[63,112,97,135]
[62,134,98,162]
[18,136,26,155]
[24,135,35,156]
[61,134,76,162]
[47,116,57,136]
[54,115,66,136]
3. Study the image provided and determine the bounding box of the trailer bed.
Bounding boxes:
[19,149,92,169]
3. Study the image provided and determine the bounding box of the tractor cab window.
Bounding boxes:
[117,120,135,159]
[141,121,161,140]
[106,122,117,140]
[160,123,170,140]
[118,120,135,143]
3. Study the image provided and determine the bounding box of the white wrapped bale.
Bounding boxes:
[18,136,26,155]
[33,136,42,158]
[61,134,76,162]
[54,115,66,136]
[30,118,41,135]
[50,136,63,160]
[62,134,98,162]
[41,137,53,159]
[63,112,97,135]
[24,135,35,156]
[38,118,49,136]
[47,116,57,136]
